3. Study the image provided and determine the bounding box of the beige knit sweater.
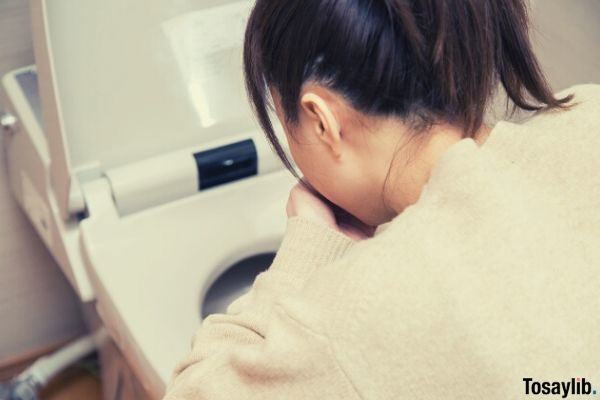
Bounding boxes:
[163,84,600,399]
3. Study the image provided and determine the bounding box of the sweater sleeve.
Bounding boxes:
[265,216,357,286]
[162,216,359,400]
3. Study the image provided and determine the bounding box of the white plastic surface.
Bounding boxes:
[31,0,268,217]
[105,148,199,216]
[104,132,287,216]
[2,66,95,300]
[40,0,256,170]
[80,170,297,398]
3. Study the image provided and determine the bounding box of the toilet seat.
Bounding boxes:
[80,171,295,399]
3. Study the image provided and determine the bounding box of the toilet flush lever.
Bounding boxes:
[0,111,17,133]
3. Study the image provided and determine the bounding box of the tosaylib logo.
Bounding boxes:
[523,377,597,397]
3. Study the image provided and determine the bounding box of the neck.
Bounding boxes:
[383,122,492,214]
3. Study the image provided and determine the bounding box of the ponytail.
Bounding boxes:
[491,0,573,112]
[244,0,573,169]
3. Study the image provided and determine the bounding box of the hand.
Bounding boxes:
[285,182,376,241]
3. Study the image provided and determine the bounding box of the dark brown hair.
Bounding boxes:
[243,0,573,173]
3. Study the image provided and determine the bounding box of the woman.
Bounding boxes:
[164,0,600,398]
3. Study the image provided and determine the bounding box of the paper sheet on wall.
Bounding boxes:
[162,1,254,128]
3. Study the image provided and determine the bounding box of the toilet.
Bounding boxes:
[0,0,296,398]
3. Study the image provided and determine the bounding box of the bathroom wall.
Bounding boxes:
[0,0,85,368]
[0,0,598,370]
[530,0,600,90]
[485,0,600,123]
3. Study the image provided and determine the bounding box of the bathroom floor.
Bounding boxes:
[40,366,102,400]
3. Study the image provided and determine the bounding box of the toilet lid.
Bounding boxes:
[31,0,258,217]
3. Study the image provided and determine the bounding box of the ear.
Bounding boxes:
[299,92,343,159]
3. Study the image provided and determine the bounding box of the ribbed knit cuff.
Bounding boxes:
[269,216,356,286]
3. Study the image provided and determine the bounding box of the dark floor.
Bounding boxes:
[40,366,102,400]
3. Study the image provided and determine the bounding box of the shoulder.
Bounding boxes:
[557,83,600,105]
[521,83,600,133]
[487,83,600,171]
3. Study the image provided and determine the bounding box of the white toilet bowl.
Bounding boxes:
[80,171,295,399]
